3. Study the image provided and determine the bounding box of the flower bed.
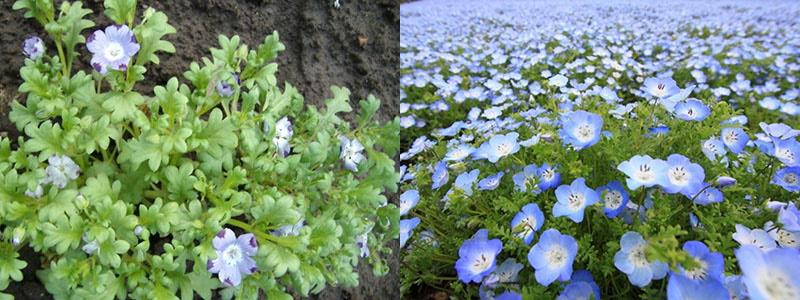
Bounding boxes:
[400,1,800,299]
[0,1,400,299]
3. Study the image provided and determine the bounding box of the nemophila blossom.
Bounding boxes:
[662,154,705,196]
[43,155,80,189]
[494,291,522,300]
[702,137,727,162]
[86,25,140,74]
[527,229,578,286]
[760,122,800,141]
[207,228,258,287]
[643,76,679,98]
[732,224,776,250]
[480,259,524,299]
[614,231,668,287]
[455,169,480,196]
[692,184,723,205]
[559,110,603,150]
[667,273,729,300]
[536,163,561,191]
[674,99,710,121]
[511,203,544,245]
[556,282,595,300]
[399,190,419,216]
[597,180,629,218]
[772,138,800,167]
[82,233,99,255]
[724,275,747,300]
[617,155,669,190]
[647,125,670,137]
[25,183,43,199]
[513,164,540,194]
[400,217,420,248]
[571,270,601,299]
[445,144,476,161]
[778,203,800,232]
[735,245,800,300]
[273,117,293,157]
[356,232,369,258]
[676,241,724,282]
[549,74,569,87]
[431,161,449,190]
[478,171,504,191]
[772,167,800,192]
[553,178,599,223]
[721,127,749,154]
[455,229,503,283]
[715,176,737,188]
[661,85,695,112]
[764,221,800,249]
[22,35,44,59]
[217,80,234,97]
[340,136,365,171]
[478,132,520,163]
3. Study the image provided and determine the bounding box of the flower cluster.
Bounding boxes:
[400,0,800,299]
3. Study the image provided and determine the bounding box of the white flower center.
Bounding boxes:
[775,229,799,248]
[604,190,623,209]
[684,259,709,280]
[784,173,799,185]
[450,149,470,160]
[573,123,595,142]
[496,142,513,156]
[776,148,796,164]
[567,192,585,210]
[222,244,244,266]
[471,253,494,273]
[545,245,568,268]
[634,164,655,182]
[724,131,739,144]
[668,166,690,186]
[629,245,649,268]
[757,270,800,300]
[542,169,555,181]
[103,42,125,61]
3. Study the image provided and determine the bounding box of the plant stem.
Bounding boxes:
[226,218,294,248]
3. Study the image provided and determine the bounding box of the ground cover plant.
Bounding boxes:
[399,1,800,299]
[0,0,400,299]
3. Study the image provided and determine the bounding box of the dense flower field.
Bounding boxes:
[399,1,800,299]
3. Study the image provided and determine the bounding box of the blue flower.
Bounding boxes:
[527,229,578,286]
[676,241,724,282]
[732,224,776,250]
[553,178,599,223]
[674,99,710,121]
[431,161,449,190]
[597,180,629,218]
[455,229,504,283]
[86,25,140,74]
[662,154,705,196]
[701,137,727,162]
[692,184,723,205]
[445,144,476,162]
[273,117,293,157]
[339,136,365,172]
[400,218,420,248]
[570,270,601,300]
[556,282,595,300]
[478,172,504,191]
[735,245,800,300]
[759,122,800,141]
[721,127,749,154]
[772,138,800,167]
[667,273,729,300]
[778,203,800,231]
[715,176,737,188]
[614,231,668,287]
[513,164,540,194]
[559,110,604,150]
[494,291,522,300]
[22,35,44,60]
[617,155,669,190]
[549,74,569,87]
[536,163,561,191]
[208,228,258,287]
[455,169,481,196]
[511,203,545,245]
[479,133,520,163]
[643,76,680,98]
[771,167,800,192]
[399,190,419,216]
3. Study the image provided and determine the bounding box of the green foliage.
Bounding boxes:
[4,1,399,299]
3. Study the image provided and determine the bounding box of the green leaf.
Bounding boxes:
[163,163,198,202]
[323,86,353,124]
[103,0,136,25]
[189,109,238,156]
[12,0,54,25]
[134,8,176,65]
[40,214,84,254]
[118,134,167,171]
[55,1,94,68]
[102,92,144,122]
[97,237,129,268]
[0,243,28,283]
[260,243,300,277]
[251,195,301,227]
[357,95,381,127]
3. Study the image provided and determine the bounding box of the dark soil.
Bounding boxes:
[0,0,399,299]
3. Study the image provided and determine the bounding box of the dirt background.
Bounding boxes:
[0,0,399,299]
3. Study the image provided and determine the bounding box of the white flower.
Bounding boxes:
[43,155,80,189]
[340,136,366,171]
[272,117,293,157]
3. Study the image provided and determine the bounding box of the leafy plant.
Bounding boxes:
[1,1,399,299]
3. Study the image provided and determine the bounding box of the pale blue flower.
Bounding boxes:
[527,229,578,286]
[86,25,140,74]
[617,155,669,190]
[455,229,503,283]
[735,245,800,300]
[208,228,258,287]
[614,231,668,287]
[511,203,544,245]
[553,178,599,223]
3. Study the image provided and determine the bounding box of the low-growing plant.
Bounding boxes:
[1,0,400,299]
